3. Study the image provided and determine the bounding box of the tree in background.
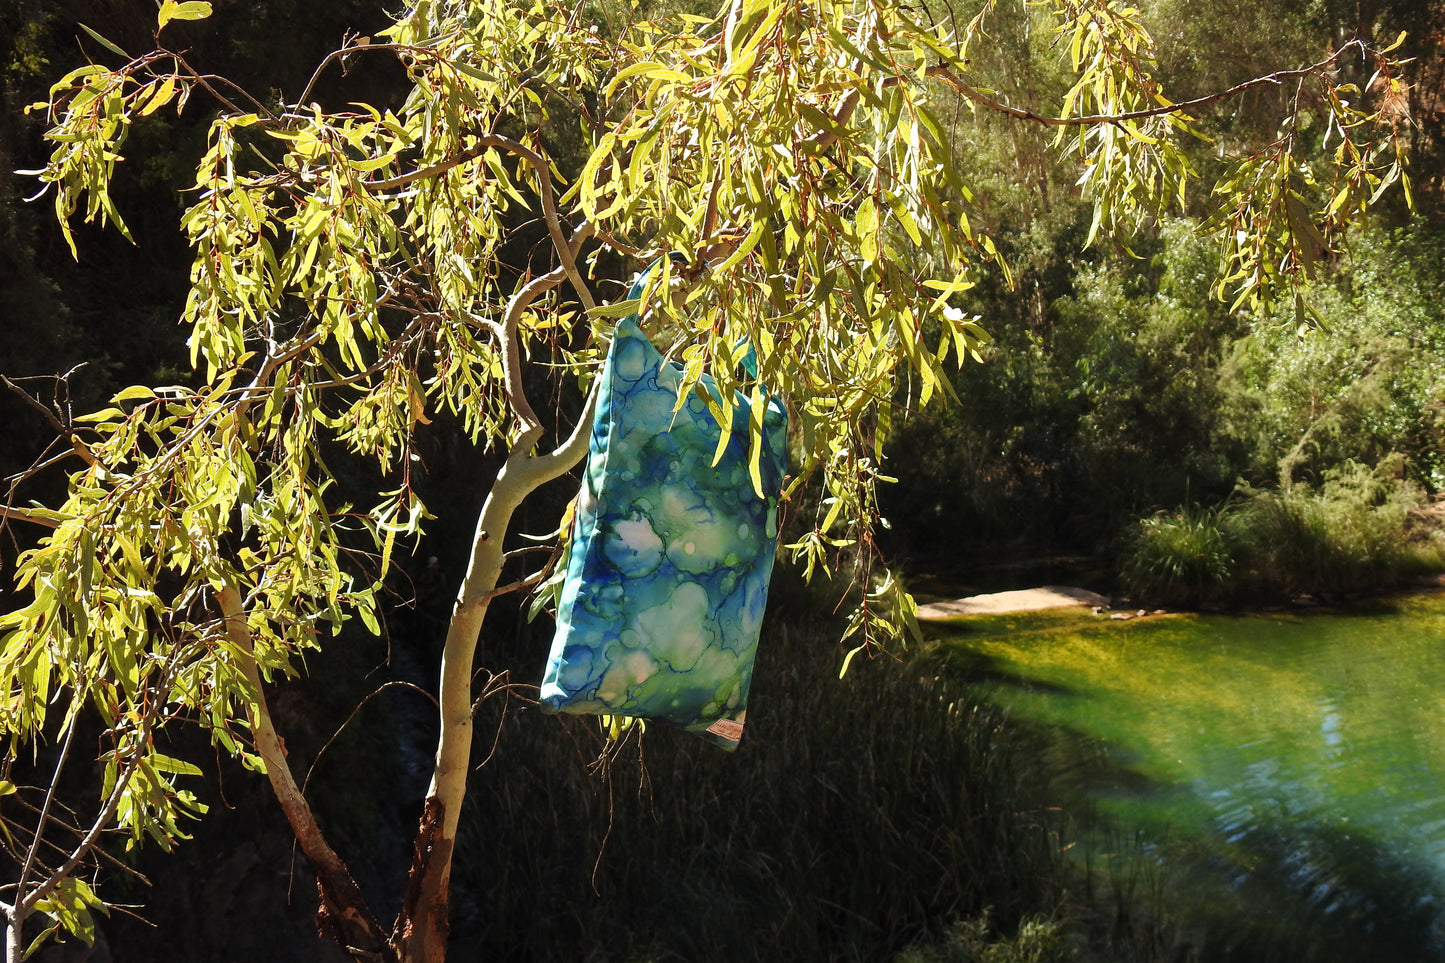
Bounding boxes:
[0,0,1412,959]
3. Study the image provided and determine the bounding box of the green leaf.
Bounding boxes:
[357,601,381,636]
[151,753,203,778]
[78,23,131,59]
[72,407,124,423]
[856,197,879,264]
[605,61,689,97]
[112,385,157,404]
[586,298,641,319]
[157,0,211,29]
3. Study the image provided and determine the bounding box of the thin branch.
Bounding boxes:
[1,377,65,433]
[0,807,149,886]
[474,134,597,312]
[367,150,487,192]
[499,265,571,444]
[1,376,97,468]
[591,224,642,258]
[301,681,439,799]
[0,507,60,530]
[495,219,598,448]
[474,560,558,605]
[13,721,78,917]
[528,377,601,484]
[295,42,409,111]
[5,444,77,489]
[13,699,156,923]
[168,52,254,119]
[929,41,1369,128]
[185,71,279,122]
[216,585,395,961]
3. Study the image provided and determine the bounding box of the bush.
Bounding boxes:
[1119,459,1445,605]
[1120,505,1233,607]
[894,910,1079,963]
[1228,459,1432,597]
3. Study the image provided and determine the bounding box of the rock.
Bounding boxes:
[916,585,1111,619]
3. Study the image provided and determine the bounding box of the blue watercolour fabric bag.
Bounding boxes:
[540,281,788,749]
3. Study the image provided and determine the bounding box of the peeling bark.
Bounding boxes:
[392,797,449,950]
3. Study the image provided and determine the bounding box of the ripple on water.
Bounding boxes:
[936,597,1445,961]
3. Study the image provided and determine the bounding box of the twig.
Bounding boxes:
[300,681,439,798]
[0,507,60,530]
[295,42,409,111]
[367,150,488,192]
[13,722,78,921]
[928,41,1370,128]
[1,376,96,468]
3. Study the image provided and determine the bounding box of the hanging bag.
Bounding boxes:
[539,273,788,748]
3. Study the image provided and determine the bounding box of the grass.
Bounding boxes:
[1120,504,1233,608]
[446,601,1077,961]
[1119,461,1445,607]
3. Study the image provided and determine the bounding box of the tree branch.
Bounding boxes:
[367,151,486,192]
[928,41,1370,128]
[216,585,396,962]
[295,41,409,112]
[475,134,596,313]
[1,376,97,469]
[301,681,439,799]
[0,507,61,529]
[11,718,78,938]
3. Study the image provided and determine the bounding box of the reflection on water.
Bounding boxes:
[936,596,1445,961]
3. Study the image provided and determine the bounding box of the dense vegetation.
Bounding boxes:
[1,0,1443,960]
[876,0,1445,602]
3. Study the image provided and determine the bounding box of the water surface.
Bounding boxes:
[935,594,1445,961]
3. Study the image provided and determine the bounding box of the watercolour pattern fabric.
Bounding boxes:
[540,307,788,749]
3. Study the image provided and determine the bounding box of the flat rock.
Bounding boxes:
[916,585,1111,619]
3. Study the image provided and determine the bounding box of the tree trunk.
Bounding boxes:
[392,417,594,962]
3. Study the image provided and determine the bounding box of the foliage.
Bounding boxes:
[0,0,1416,958]
[884,216,1445,564]
[881,214,1247,553]
[894,912,1075,963]
[1119,503,1233,608]
[1217,227,1445,490]
[1120,458,1445,605]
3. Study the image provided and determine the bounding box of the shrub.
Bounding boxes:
[1119,458,1445,605]
[1229,459,1421,596]
[1119,505,1233,607]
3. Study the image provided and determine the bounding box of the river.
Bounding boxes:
[932,593,1445,962]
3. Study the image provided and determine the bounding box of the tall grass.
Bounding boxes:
[1120,505,1233,608]
[447,605,1074,962]
[1120,461,1445,606]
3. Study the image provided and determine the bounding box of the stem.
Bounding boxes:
[0,507,60,529]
